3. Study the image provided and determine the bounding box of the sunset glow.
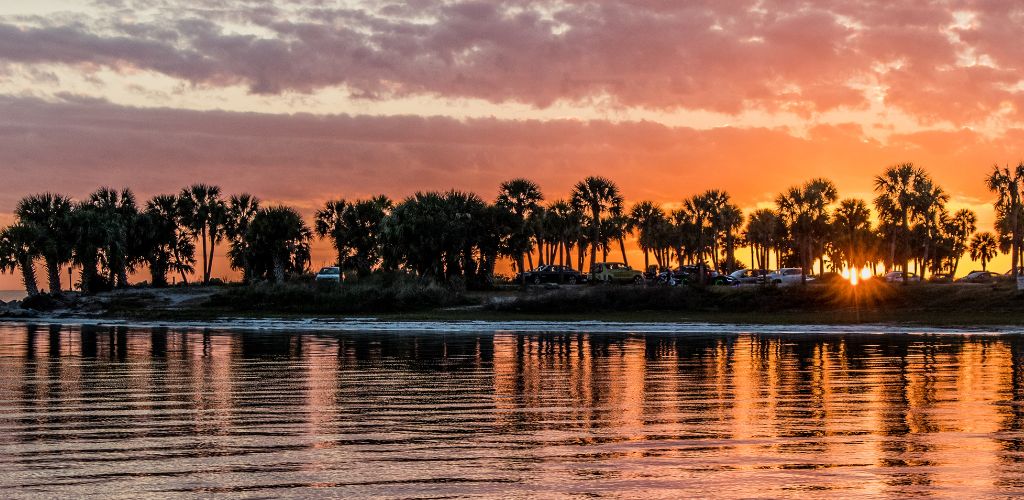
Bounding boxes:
[1,1,1022,288]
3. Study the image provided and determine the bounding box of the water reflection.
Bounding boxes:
[0,324,1023,496]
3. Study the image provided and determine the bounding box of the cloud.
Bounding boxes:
[0,0,1021,125]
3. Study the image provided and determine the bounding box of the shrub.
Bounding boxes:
[206,272,469,314]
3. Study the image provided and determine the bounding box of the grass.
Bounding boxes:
[204,273,470,314]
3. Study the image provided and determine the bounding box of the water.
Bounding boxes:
[2,323,1024,498]
[0,290,25,302]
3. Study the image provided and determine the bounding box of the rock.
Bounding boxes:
[21,294,61,311]
[0,307,39,318]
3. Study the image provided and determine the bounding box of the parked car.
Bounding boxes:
[928,273,953,283]
[590,262,644,284]
[711,274,740,286]
[956,270,1001,283]
[730,269,770,285]
[883,271,918,282]
[315,266,341,283]
[516,265,587,285]
[767,268,812,285]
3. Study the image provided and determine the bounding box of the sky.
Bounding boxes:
[1,0,1022,289]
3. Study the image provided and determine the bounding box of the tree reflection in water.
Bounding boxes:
[0,324,1021,497]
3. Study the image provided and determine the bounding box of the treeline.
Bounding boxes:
[1,162,1022,295]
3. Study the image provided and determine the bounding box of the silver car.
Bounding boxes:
[768,268,813,285]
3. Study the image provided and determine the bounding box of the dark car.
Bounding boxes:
[657,266,725,286]
[729,269,771,284]
[711,274,740,286]
[516,265,587,285]
[956,270,1001,283]
[928,273,953,283]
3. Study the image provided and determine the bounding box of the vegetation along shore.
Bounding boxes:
[3,161,1024,326]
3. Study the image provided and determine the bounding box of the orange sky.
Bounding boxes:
[0,1,1021,289]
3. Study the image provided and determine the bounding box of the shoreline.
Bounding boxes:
[4,314,1024,335]
[5,281,1024,331]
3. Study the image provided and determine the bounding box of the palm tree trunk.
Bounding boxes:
[150,258,168,288]
[79,257,97,295]
[618,237,628,267]
[273,254,285,283]
[20,256,38,296]
[206,236,216,283]
[590,207,600,272]
[1013,206,1020,278]
[200,230,208,284]
[117,266,129,288]
[45,258,61,294]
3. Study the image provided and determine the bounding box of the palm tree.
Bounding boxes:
[15,193,73,294]
[314,196,392,278]
[830,199,873,270]
[945,209,977,276]
[140,194,195,287]
[776,179,837,283]
[570,176,622,272]
[913,179,949,279]
[315,199,348,269]
[224,194,261,283]
[629,201,666,272]
[969,232,999,271]
[68,202,116,295]
[545,200,582,269]
[605,207,632,266]
[245,206,312,283]
[682,192,715,284]
[745,209,779,270]
[495,179,543,280]
[716,202,744,273]
[987,163,1024,278]
[177,184,225,284]
[87,187,138,288]
[0,224,41,296]
[874,163,930,283]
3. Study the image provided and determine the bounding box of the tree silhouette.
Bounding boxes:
[245,206,311,283]
[496,178,543,282]
[0,224,41,296]
[140,194,195,287]
[830,198,873,270]
[570,176,622,272]
[87,187,138,288]
[15,193,73,293]
[178,184,225,284]
[629,201,666,272]
[969,232,998,272]
[776,178,837,284]
[987,163,1024,278]
[224,194,261,283]
[874,163,931,284]
[745,208,780,271]
[945,209,977,276]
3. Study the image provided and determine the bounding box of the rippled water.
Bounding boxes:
[2,323,1024,498]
